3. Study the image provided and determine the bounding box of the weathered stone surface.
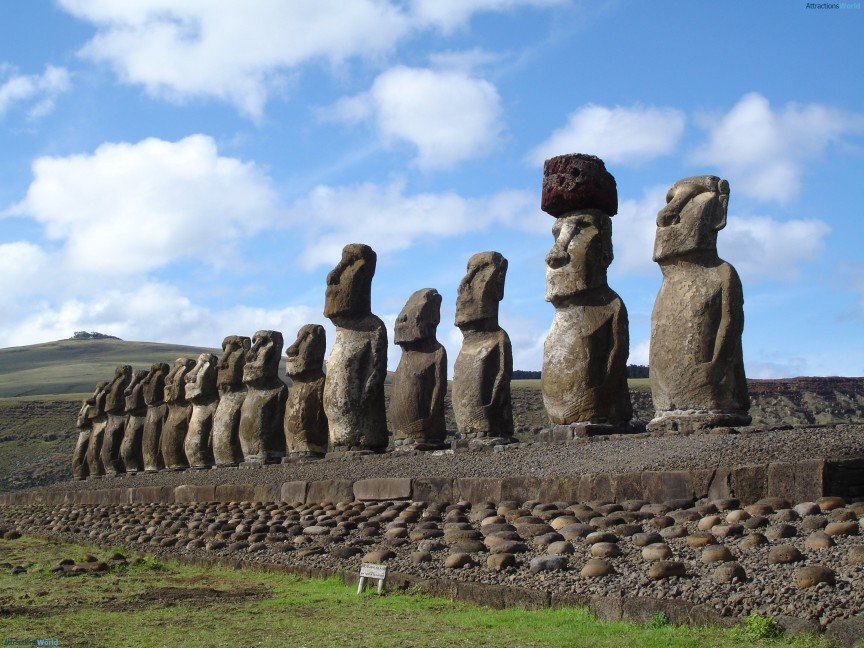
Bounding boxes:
[100,365,132,475]
[795,565,835,588]
[323,244,388,451]
[141,363,170,472]
[72,381,106,479]
[541,153,617,217]
[212,335,249,467]
[280,481,308,504]
[120,369,148,473]
[353,478,412,501]
[391,289,447,448]
[284,325,328,457]
[306,480,354,504]
[767,460,825,503]
[173,484,215,503]
[412,477,455,503]
[452,251,514,440]
[649,175,750,432]
[184,352,219,468]
[161,358,196,470]
[239,331,288,464]
[541,155,631,429]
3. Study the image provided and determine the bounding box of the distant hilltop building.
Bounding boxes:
[71,331,121,341]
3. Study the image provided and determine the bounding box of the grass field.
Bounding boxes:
[0,536,826,648]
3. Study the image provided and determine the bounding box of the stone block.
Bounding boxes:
[457,581,505,609]
[730,464,767,504]
[411,478,454,503]
[589,595,622,621]
[767,461,825,503]
[215,484,257,502]
[642,471,692,502]
[538,477,581,502]
[307,480,354,504]
[500,476,540,503]
[550,591,590,609]
[280,481,308,504]
[611,472,643,501]
[578,473,613,502]
[825,616,864,648]
[502,585,551,610]
[414,578,457,599]
[455,478,502,503]
[621,597,669,625]
[353,478,412,501]
[708,468,733,501]
[253,483,281,502]
[174,484,216,503]
[128,486,175,504]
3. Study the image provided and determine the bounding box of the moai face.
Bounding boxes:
[243,330,283,383]
[124,369,148,411]
[324,244,376,319]
[143,362,170,406]
[165,358,195,403]
[185,353,219,401]
[455,252,507,329]
[88,382,109,419]
[653,175,729,263]
[545,211,612,302]
[395,288,442,346]
[217,335,251,390]
[79,381,107,427]
[285,325,326,378]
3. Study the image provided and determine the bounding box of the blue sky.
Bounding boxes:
[0,0,862,377]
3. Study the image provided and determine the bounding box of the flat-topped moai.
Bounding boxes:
[142,362,170,472]
[184,353,219,469]
[160,358,196,470]
[212,335,250,467]
[100,364,132,475]
[120,369,148,473]
[283,325,328,459]
[85,381,109,477]
[391,288,447,450]
[452,251,514,444]
[649,175,750,432]
[72,381,106,479]
[540,153,632,436]
[239,330,288,464]
[323,244,388,453]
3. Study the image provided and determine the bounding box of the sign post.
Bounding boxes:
[357,563,388,594]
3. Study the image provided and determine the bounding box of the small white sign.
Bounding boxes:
[360,563,387,580]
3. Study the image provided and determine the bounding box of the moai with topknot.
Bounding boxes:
[120,369,148,472]
[212,335,250,467]
[184,352,219,469]
[323,244,388,453]
[283,325,328,459]
[649,175,750,431]
[239,330,288,464]
[142,362,170,472]
[541,154,632,437]
[100,364,132,475]
[161,358,196,470]
[452,251,514,445]
[72,381,106,479]
[391,288,448,450]
[85,381,109,477]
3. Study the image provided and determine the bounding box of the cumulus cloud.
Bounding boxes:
[60,0,558,118]
[7,134,281,275]
[0,64,70,119]
[528,104,686,166]
[691,92,864,202]
[327,66,503,169]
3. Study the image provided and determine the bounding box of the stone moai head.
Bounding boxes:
[217,335,251,390]
[285,325,326,379]
[88,381,110,420]
[165,358,195,404]
[105,364,133,413]
[324,243,376,319]
[542,154,616,303]
[243,330,283,384]
[185,353,219,401]
[79,381,108,426]
[653,175,730,263]
[124,369,148,412]
[395,288,442,346]
[143,362,170,406]
[455,251,508,329]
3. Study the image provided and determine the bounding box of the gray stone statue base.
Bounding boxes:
[282,452,324,462]
[325,447,383,460]
[393,438,449,452]
[451,434,517,450]
[647,410,752,433]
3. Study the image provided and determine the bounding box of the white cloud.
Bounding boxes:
[0,64,70,119]
[609,185,667,275]
[0,242,49,294]
[286,180,534,269]
[327,66,503,169]
[7,134,281,275]
[411,0,564,33]
[528,104,686,166]
[691,92,864,202]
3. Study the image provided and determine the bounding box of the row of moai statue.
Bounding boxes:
[71,152,750,478]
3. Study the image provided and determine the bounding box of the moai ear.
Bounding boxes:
[713,179,730,232]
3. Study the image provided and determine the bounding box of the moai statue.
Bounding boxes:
[391,289,447,450]
[540,154,632,436]
[283,325,328,459]
[212,335,250,467]
[142,362,170,472]
[184,352,219,469]
[160,358,196,470]
[323,244,388,452]
[85,381,109,477]
[72,381,106,479]
[100,364,132,475]
[649,175,751,432]
[452,251,514,444]
[120,369,148,473]
[239,331,288,464]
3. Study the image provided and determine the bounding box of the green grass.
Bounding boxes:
[0,536,828,648]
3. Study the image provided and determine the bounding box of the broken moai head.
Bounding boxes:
[143,362,170,406]
[165,358,196,404]
[243,330,283,384]
[285,325,326,379]
[324,243,376,319]
[653,175,729,263]
[124,369,148,412]
[455,251,508,329]
[217,335,251,391]
[541,154,618,217]
[395,288,442,346]
[105,365,132,414]
[185,352,219,401]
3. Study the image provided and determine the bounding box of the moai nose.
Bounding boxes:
[546,245,569,269]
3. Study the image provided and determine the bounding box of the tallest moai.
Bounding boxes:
[648,175,750,432]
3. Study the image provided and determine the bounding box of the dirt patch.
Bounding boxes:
[107,585,270,612]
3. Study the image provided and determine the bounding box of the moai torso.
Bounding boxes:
[120,369,148,473]
[142,363,169,472]
[161,358,195,469]
[239,330,288,463]
[101,365,132,475]
[85,383,109,477]
[212,335,250,466]
[72,381,106,479]
[184,353,219,468]
[284,325,328,457]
